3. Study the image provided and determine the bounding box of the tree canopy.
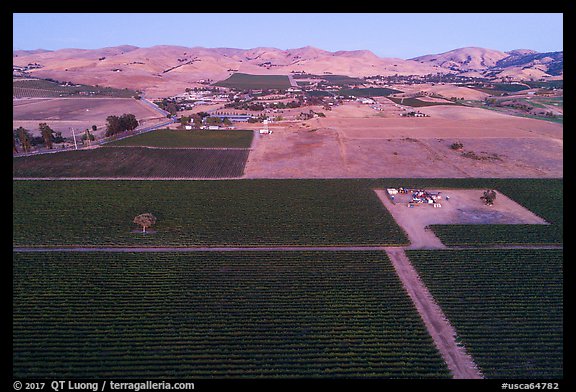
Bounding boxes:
[481,190,497,206]
[133,213,157,233]
[39,123,54,149]
[14,127,32,153]
[105,113,139,137]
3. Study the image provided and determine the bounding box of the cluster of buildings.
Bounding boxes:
[387,188,444,208]
[401,111,429,117]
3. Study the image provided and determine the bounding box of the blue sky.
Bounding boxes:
[13,13,563,59]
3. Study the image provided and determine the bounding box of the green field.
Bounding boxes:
[524,80,563,90]
[214,73,291,90]
[338,87,402,97]
[292,74,365,85]
[490,83,531,92]
[460,100,563,124]
[320,75,365,85]
[406,249,563,379]
[305,90,334,97]
[13,180,409,247]
[532,96,563,108]
[105,129,254,148]
[13,251,449,378]
[13,148,249,178]
[387,97,455,107]
[466,83,531,96]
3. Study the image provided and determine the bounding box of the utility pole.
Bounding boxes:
[71,127,78,150]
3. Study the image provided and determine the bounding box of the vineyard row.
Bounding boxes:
[14,251,449,378]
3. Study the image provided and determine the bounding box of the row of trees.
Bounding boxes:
[14,113,138,153]
[179,114,234,128]
[224,99,301,111]
[105,114,139,137]
[205,117,232,126]
[13,123,64,153]
[154,99,179,115]
[179,114,203,127]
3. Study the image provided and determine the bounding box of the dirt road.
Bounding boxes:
[385,247,483,379]
[374,189,446,249]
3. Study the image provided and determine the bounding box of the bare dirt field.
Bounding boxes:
[13,97,164,137]
[374,188,549,249]
[243,101,563,178]
[391,83,490,100]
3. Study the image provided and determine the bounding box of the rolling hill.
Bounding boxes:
[411,46,563,80]
[13,45,562,98]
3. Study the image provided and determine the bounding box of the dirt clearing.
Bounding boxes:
[375,188,548,249]
[13,97,163,137]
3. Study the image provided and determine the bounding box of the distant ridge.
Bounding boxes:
[410,47,510,71]
[411,46,562,78]
[13,44,562,97]
[13,49,53,56]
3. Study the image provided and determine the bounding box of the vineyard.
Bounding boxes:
[13,147,249,178]
[338,87,402,97]
[406,249,563,379]
[294,74,365,86]
[387,97,455,107]
[11,176,564,380]
[13,78,137,98]
[467,83,531,95]
[429,224,561,246]
[13,86,66,98]
[105,129,254,148]
[13,251,450,378]
[12,178,561,247]
[12,180,408,247]
[214,73,292,90]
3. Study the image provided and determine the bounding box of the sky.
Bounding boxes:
[13,13,563,59]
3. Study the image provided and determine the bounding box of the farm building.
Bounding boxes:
[209,114,254,122]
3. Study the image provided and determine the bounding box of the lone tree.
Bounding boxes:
[450,142,464,150]
[39,122,55,149]
[481,190,497,206]
[83,128,94,144]
[15,127,32,153]
[133,213,157,233]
